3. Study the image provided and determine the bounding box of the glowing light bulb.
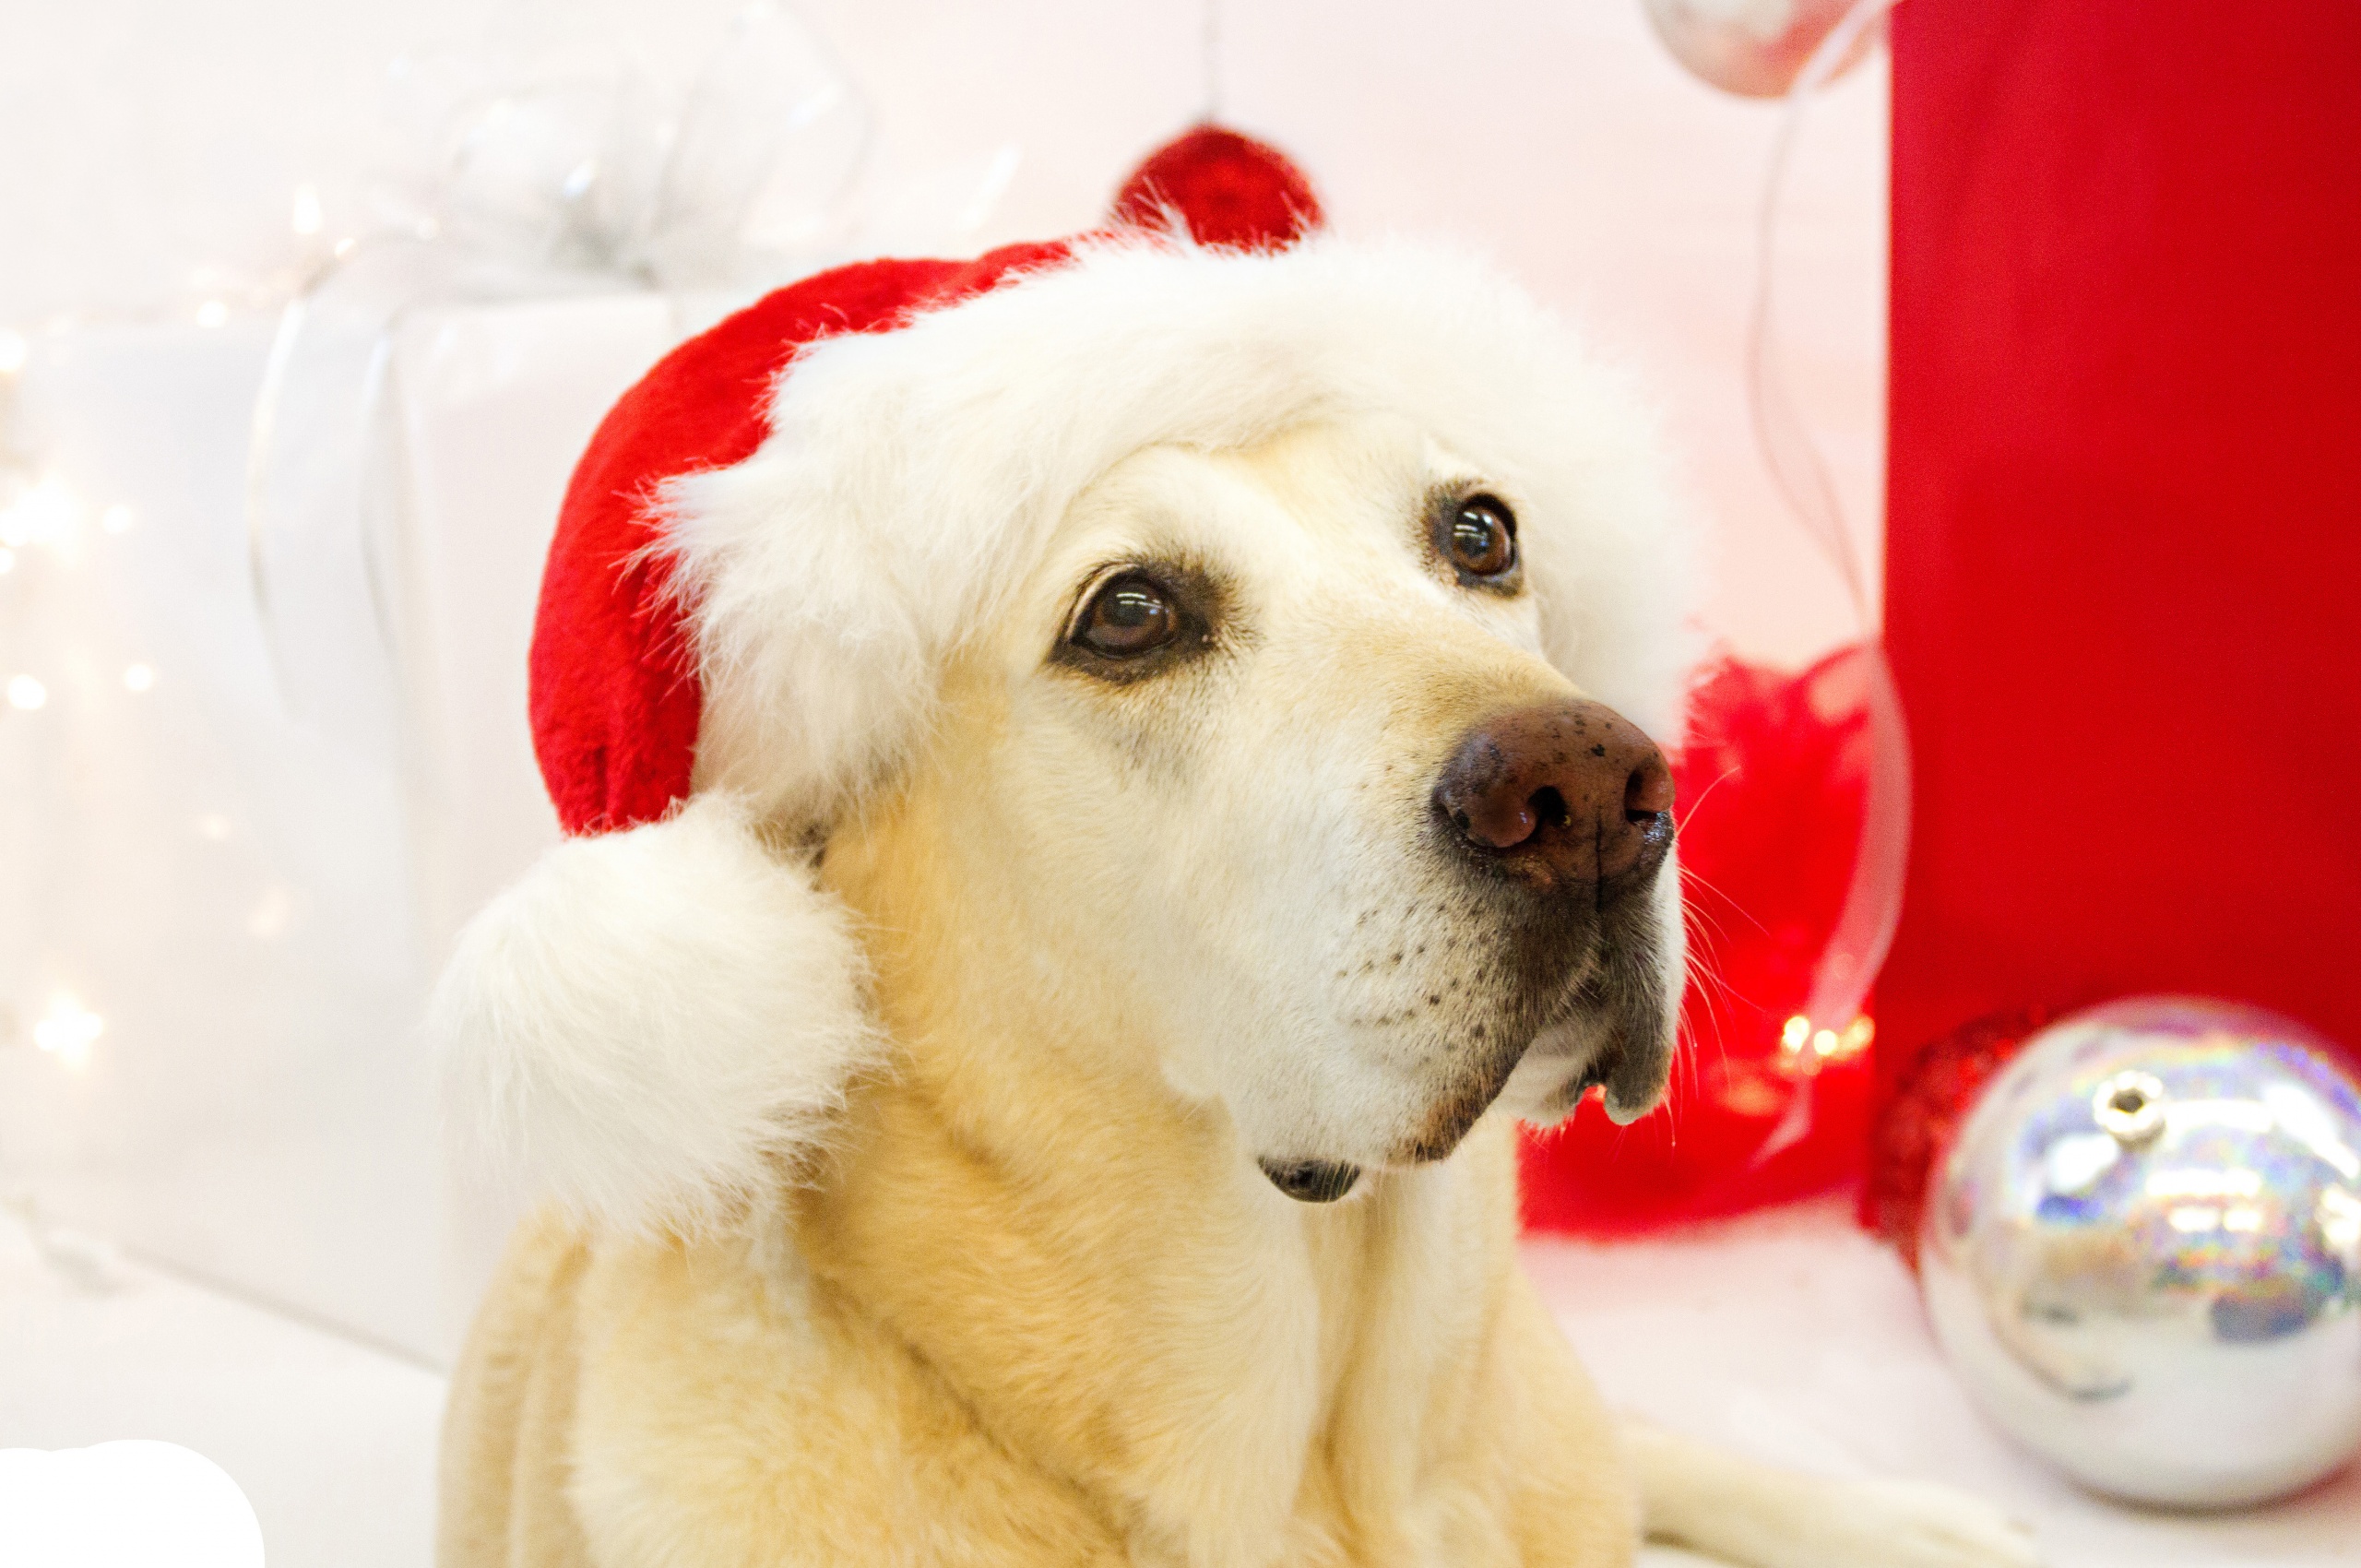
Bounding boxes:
[32,994,103,1068]
[0,474,79,548]
[0,330,25,374]
[196,813,231,841]
[6,673,45,710]
[291,184,324,236]
[247,884,297,940]
[101,504,134,534]
[123,663,156,693]
[1777,1012,1874,1075]
[196,300,229,328]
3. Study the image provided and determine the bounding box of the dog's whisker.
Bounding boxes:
[1677,863,1774,943]
[1670,762,1742,835]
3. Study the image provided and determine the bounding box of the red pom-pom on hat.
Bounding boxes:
[1110,124,1324,251]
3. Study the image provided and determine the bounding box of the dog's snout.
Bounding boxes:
[1432,700,1673,891]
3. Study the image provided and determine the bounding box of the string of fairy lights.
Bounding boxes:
[0,188,340,1077]
[3,326,137,1073]
[0,8,888,1086]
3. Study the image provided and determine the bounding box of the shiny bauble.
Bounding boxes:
[1922,997,2361,1507]
[1640,0,1884,100]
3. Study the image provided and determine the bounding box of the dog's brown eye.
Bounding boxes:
[1447,496,1517,578]
[1074,575,1180,657]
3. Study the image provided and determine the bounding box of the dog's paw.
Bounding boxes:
[1796,1476,2041,1568]
[1629,1420,2040,1568]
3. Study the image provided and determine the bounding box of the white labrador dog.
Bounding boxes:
[434,232,2038,1567]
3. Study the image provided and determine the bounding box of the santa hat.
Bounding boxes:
[433,126,1694,1235]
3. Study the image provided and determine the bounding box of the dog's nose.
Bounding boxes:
[1432,699,1674,892]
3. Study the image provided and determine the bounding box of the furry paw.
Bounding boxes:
[1783,1476,2041,1568]
[1630,1423,2041,1568]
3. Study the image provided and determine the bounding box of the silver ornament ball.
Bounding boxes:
[1922,996,2361,1508]
[1640,0,1884,99]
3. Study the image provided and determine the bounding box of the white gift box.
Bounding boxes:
[0,294,702,1361]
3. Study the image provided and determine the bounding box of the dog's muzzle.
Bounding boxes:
[1414,695,1679,1141]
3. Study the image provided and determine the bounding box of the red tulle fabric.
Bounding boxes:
[1518,646,1884,1234]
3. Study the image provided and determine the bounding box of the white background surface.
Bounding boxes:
[6,1199,2353,1567]
[0,0,1887,662]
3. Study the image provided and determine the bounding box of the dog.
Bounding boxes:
[431,157,2038,1567]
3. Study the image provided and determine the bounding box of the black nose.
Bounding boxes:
[1432,699,1674,895]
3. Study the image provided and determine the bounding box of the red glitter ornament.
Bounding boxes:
[1859,1007,2052,1268]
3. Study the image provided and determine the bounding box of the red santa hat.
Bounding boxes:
[433,126,1694,1234]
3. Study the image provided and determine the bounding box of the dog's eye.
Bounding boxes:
[1074,574,1180,657]
[1444,495,1517,579]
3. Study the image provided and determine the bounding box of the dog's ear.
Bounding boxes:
[430,793,882,1236]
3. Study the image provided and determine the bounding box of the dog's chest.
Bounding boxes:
[1105,1160,1524,1566]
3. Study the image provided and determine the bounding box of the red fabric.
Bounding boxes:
[1878,2,2361,1106]
[529,243,1073,834]
[530,126,1323,837]
[1110,124,1324,251]
[1520,647,1879,1234]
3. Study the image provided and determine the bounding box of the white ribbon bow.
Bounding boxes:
[245,2,875,751]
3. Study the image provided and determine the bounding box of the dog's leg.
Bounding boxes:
[1625,1421,2041,1568]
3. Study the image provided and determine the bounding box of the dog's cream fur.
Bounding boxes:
[440,416,2036,1565]
[438,237,1700,1240]
[436,235,2033,1566]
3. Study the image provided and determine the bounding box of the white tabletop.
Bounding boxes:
[1536,1197,2361,1567]
[5,1195,2354,1566]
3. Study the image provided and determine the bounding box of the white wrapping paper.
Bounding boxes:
[0,296,691,1360]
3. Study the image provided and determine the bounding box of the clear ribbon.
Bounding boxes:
[244,1,875,748]
[1745,0,1911,1160]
